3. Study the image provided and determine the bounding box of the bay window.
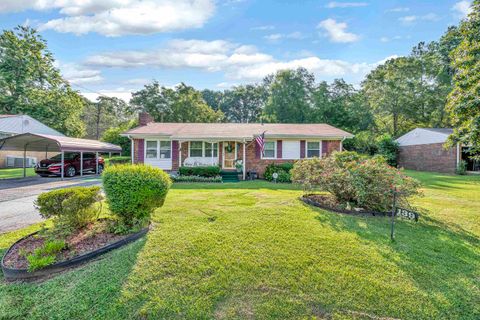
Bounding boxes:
[189,142,219,157]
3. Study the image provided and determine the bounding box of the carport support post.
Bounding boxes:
[96,152,99,175]
[61,151,64,181]
[23,144,27,178]
[80,152,83,177]
[242,141,246,180]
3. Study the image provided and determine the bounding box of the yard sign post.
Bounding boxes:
[390,190,396,241]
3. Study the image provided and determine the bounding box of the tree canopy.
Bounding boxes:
[0,26,85,137]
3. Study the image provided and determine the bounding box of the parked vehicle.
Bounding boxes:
[35,152,104,177]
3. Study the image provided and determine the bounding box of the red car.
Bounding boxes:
[35,152,104,177]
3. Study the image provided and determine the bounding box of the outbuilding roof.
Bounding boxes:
[0,133,122,153]
[0,114,64,137]
[123,123,354,140]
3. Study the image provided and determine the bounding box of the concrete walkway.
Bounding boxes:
[0,175,102,233]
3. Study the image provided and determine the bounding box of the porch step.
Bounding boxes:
[221,171,239,183]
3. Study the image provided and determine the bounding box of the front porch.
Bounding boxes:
[178,140,249,180]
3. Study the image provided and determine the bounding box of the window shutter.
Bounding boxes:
[137,139,145,163]
[300,140,306,158]
[322,141,328,157]
[277,140,282,159]
[255,141,261,159]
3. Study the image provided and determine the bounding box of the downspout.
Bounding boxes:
[340,137,346,152]
[127,135,134,164]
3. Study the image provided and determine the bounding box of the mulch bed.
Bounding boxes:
[3,221,127,269]
[301,194,388,217]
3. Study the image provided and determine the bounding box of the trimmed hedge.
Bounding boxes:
[179,166,221,177]
[264,162,294,182]
[105,156,131,166]
[34,186,102,229]
[173,175,222,183]
[102,164,172,224]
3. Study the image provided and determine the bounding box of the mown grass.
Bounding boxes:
[0,171,478,319]
[0,167,35,179]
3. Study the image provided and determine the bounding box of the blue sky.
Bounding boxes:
[0,0,472,101]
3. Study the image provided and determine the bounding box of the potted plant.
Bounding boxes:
[235,159,243,173]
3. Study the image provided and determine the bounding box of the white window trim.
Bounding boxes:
[188,141,219,158]
[261,140,277,159]
[144,139,172,160]
[306,140,323,158]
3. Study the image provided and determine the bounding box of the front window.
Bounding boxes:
[307,142,321,158]
[190,141,203,157]
[205,143,218,157]
[146,141,158,159]
[159,141,171,159]
[263,141,276,158]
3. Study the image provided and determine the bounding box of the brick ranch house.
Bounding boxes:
[122,113,354,179]
[396,128,479,173]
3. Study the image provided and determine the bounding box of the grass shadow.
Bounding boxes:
[310,203,480,318]
[0,226,147,319]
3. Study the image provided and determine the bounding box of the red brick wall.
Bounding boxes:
[398,143,457,173]
[133,139,144,164]
[244,139,341,177]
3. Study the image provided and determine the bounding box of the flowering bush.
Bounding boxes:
[291,151,421,212]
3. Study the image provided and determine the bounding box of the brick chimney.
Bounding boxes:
[139,112,154,126]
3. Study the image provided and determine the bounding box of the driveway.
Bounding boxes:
[0,175,102,233]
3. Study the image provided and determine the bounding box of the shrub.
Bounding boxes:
[179,166,221,177]
[376,134,399,167]
[173,175,222,183]
[35,186,103,229]
[292,151,421,212]
[25,239,66,272]
[264,162,294,182]
[106,156,131,166]
[102,164,172,225]
[456,160,467,175]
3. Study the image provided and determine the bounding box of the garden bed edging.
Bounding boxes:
[1,226,149,282]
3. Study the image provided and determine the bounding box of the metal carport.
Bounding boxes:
[0,133,122,179]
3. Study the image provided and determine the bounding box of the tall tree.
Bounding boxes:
[446,0,480,154]
[0,26,85,136]
[130,82,223,123]
[362,57,421,136]
[313,79,373,133]
[82,96,131,139]
[263,68,314,123]
[220,84,265,123]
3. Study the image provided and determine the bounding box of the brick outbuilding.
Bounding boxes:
[396,128,479,173]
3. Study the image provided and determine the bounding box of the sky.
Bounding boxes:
[0,0,473,102]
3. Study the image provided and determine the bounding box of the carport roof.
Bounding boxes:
[0,133,122,153]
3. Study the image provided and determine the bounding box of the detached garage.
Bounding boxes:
[396,128,479,173]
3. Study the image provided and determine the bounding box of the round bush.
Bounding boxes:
[102,164,172,224]
[34,186,102,229]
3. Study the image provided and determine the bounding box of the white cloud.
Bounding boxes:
[452,1,472,18]
[326,2,368,8]
[264,31,305,42]
[317,19,359,43]
[0,0,216,36]
[399,13,439,25]
[58,62,103,85]
[251,25,275,31]
[83,38,389,83]
[386,7,410,13]
[80,88,133,102]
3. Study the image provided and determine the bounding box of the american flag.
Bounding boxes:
[255,131,266,155]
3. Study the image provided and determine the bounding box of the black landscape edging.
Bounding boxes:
[301,195,388,217]
[1,227,148,282]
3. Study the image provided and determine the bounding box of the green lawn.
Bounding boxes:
[0,167,36,179]
[0,172,479,319]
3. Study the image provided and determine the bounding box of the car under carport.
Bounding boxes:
[0,133,122,179]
